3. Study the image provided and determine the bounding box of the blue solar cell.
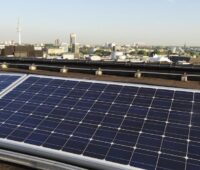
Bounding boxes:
[127,106,148,118]
[188,141,200,160]
[169,110,191,125]
[190,126,200,142]
[63,137,89,154]
[55,120,77,135]
[3,91,22,100]
[93,126,117,142]
[5,101,25,111]
[172,100,192,112]
[34,78,52,85]
[27,85,44,92]
[82,112,105,124]
[157,154,185,170]
[15,93,35,101]
[133,96,152,107]
[25,130,50,145]
[165,123,189,139]
[74,124,97,138]
[120,86,138,95]
[39,86,56,94]
[194,93,200,102]
[66,109,88,122]
[187,159,200,170]
[88,83,106,92]
[91,102,111,113]
[104,85,122,93]
[137,87,156,97]
[6,113,28,124]
[19,103,38,112]
[0,124,17,138]
[161,137,188,157]
[143,120,166,135]
[191,114,200,127]
[58,97,77,108]
[15,83,31,90]
[21,115,43,128]
[75,82,91,89]
[0,110,14,122]
[8,127,32,142]
[121,117,143,131]
[155,89,174,99]
[74,100,95,110]
[43,96,63,105]
[43,133,69,150]
[147,108,169,121]
[84,140,111,160]
[131,149,158,170]
[34,104,55,114]
[108,104,130,116]
[61,80,78,88]
[82,91,101,100]
[53,88,71,96]
[114,130,138,147]
[49,108,70,118]
[38,118,60,131]
[48,79,65,86]
[0,99,12,108]
[115,94,134,105]
[23,77,38,84]
[152,98,172,109]
[137,133,162,151]
[68,89,86,98]
[0,75,199,170]
[98,92,117,102]
[101,115,123,128]
[174,91,193,101]
[106,145,132,165]
[193,102,200,114]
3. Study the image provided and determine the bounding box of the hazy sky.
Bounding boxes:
[1,0,200,45]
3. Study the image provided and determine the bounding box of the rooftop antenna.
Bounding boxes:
[17,18,22,45]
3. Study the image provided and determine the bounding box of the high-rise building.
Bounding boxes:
[72,43,79,55]
[70,33,76,46]
[55,39,61,46]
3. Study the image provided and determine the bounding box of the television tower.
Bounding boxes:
[17,18,22,45]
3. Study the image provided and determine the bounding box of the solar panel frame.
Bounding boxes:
[0,74,199,170]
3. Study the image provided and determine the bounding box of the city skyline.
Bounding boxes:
[1,0,200,46]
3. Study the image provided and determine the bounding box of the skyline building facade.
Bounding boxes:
[70,33,76,47]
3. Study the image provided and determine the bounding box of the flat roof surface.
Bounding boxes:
[0,68,200,90]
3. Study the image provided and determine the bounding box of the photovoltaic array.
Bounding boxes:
[0,75,199,170]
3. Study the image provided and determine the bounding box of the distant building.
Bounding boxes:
[14,45,34,57]
[72,43,79,55]
[61,43,69,53]
[3,46,15,56]
[70,33,76,46]
[47,48,65,55]
[1,45,44,57]
[34,50,44,57]
[55,39,61,46]
[108,43,116,50]
[111,51,124,60]
[62,53,75,60]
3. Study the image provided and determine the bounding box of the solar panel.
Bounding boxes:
[0,75,199,170]
[0,74,22,93]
